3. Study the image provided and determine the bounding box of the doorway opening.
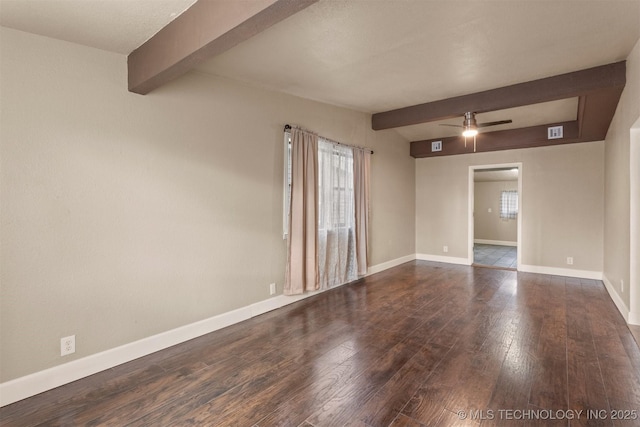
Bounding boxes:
[468,163,522,270]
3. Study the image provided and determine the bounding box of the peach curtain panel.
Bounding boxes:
[285,126,370,295]
[353,149,371,276]
[285,128,319,295]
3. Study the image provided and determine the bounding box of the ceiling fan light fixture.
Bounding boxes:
[462,112,478,137]
[462,128,478,137]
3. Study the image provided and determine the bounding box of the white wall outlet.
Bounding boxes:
[621,279,624,292]
[488,208,492,213]
[269,283,276,295]
[431,141,442,152]
[61,335,75,356]
[566,257,573,265]
[443,246,449,253]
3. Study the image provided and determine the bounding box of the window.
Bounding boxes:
[500,190,518,219]
[317,140,354,231]
[283,131,355,234]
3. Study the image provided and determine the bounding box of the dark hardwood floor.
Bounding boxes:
[2,261,640,426]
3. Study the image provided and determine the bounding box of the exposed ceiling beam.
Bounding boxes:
[410,79,625,158]
[372,61,626,131]
[410,121,579,158]
[410,80,625,158]
[128,0,319,95]
[578,87,625,140]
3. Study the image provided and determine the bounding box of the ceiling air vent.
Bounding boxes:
[548,126,563,140]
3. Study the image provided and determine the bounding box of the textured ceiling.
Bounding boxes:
[0,0,196,54]
[198,0,640,114]
[1,0,639,142]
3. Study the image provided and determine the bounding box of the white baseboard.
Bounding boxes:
[0,302,255,407]
[474,239,517,247]
[518,264,602,280]
[602,274,631,323]
[416,253,471,265]
[0,294,321,407]
[629,311,640,326]
[367,254,416,275]
[0,254,415,407]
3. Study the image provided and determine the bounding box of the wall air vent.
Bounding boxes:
[548,126,563,140]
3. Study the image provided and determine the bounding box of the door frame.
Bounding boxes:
[630,116,640,325]
[468,162,523,268]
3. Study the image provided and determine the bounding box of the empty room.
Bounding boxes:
[1,0,640,425]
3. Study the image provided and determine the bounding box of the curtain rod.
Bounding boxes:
[284,124,374,154]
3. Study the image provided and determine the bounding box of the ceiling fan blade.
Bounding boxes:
[439,123,462,128]
[477,119,512,128]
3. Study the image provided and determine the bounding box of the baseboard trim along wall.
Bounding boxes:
[518,264,603,280]
[630,311,640,326]
[474,239,518,247]
[0,254,416,407]
[366,254,416,275]
[518,264,634,322]
[415,253,471,265]
[602,274,631,323]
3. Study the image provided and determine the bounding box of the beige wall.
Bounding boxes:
[474,180,518,243]
[368,129,416,266]
[604,38,640,314]
[0,27,415,382]
[416,142,604,272]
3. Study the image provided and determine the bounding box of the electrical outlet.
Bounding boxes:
[566,257,573,265]
[269,283,276,295]
[61,335,75,356]
[443,246,449,253]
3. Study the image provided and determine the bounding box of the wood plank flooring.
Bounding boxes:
[2,261,640,426]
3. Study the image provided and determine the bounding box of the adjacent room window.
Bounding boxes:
[500,190,518,219]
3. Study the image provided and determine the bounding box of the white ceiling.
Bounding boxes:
[0,0,196,54]
[198,0,640,113]
[475,168,519,182]
[1,0,639,141]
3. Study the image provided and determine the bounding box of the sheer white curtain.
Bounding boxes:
[317,139,357,289]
